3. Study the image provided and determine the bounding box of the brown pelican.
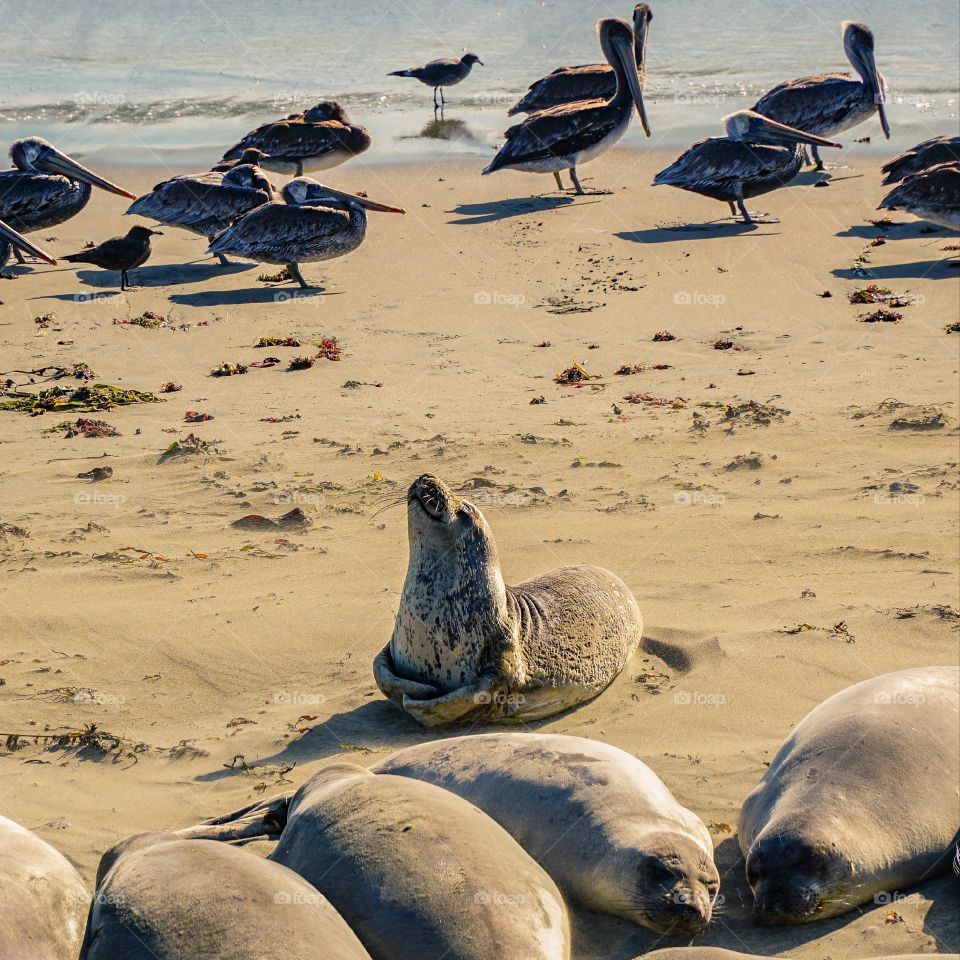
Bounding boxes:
[653,110,842,224]
[210,147,268,173]
[509,4,651,116]
[882,135,960,185]
[126,163,275,265]
[219,102,371,177]
[0,218,57,266]
[388,53,483,109]
[63,225,162,291]
[0,137,135,267]
[752,22,889,171]
[878,161,960,231]
[483,17,649,194]
[208,178,405,289]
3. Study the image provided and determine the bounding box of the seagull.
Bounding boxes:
[653,110,842,224]
[63,225,162,290]
[208,178,404,290]
[389,54,483,110]
[752,21,889,171]
[482,17,648,194]
[210,147,269,173]
[219,102,371,177]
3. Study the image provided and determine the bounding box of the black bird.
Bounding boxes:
[388,53,483,110]
[63,225,162,290]
[210,147,268,173]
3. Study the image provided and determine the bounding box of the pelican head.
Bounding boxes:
[723,110,843,150]
[633,4,653,82]
[281,177,405,213]
[304,101,350,124]
[9,138,136,199]
[462,53,484,66]
[842,20,889,139]
[599,17,650,137]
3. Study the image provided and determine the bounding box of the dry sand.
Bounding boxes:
[0,147,957,958]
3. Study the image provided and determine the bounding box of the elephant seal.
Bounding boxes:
[0,814,88,960]
[374,732,719,936]
[80,832,371,959]
[180,763,571,960]
[739,665,960,925]
[373,473,642,726]
[643,951,958,960]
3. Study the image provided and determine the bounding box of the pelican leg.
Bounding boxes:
[286,262,311,289]
[295,161,304,178]
[811,145,824,171]
[216,252,231,267]
[14,248,26,265]
[553,171,565,191]
[569,167,585,195]
[728,201,738,218]
[735,197,754,226]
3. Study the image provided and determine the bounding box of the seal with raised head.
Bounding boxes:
[374,731,719,936]
[178,763,571,960]
[373,473,643,726]
[739,665,960,925]
[80,832,372,960]
[0,813,88,960]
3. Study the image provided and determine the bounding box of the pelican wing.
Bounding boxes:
[487,101,619,171]
[881,136,960,184]
[127,173,271,235]
[222,120,353,164]
[752,73,861,135]
[0,172,76,228]
[209,202,351,258]
[653,138,793,188]
[509,64,614,115]
[879,161,960,214]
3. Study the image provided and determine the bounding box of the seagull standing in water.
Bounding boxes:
[0,138,135,267]
[509,4,652,115]
[752,21,889,171]
[653,110,842,224]
[483,17,649,195]
[208,178,405,290]
[388,54,484,110]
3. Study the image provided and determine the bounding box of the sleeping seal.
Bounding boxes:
[374,732,719,935]
[80,832,371,959]
[179,763,571,960]
[0,813,88,960]
[739,665,959,925]
[373,473,643,726]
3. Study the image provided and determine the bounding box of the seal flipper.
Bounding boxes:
[373,642,439,705]
[175,793,291,842]
[400,673,513,728]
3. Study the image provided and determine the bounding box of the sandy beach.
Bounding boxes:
[0,147,957,958]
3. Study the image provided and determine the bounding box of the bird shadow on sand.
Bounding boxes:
[169,286,339,307]
[616,222,780,244]
[831,259,957,281]
[448,194,578,224]
[835,220,937,240]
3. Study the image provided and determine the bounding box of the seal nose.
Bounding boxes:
[752,881,818,926]
[668,886,712,934]
[409,473,450,519]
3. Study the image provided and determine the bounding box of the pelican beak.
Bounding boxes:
[757,115,842,149]
[613,31,650,137]
[36,148,137,200]
[0,218,57,265]
[320,186,406,213]
[853,41,890,140]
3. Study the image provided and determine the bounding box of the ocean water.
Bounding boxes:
[0,0,956,169]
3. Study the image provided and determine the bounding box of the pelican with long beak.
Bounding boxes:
[653,110,842,224]
[482,17,650,195]
[509,4,652,116]
[753,21,889,171]
[0,218,57,267]
[208,178,405,290]
[0,138,135,267]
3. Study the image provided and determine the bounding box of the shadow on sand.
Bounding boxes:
[449,194,579,225]
[169,286,338,307]
[831,259,957,281]
[616,221,780,244]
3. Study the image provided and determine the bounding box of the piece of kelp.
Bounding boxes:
[0,382,163,413]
